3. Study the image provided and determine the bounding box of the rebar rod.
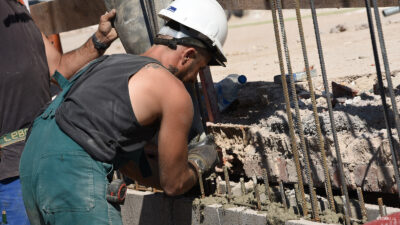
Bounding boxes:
[309,0,353,218]
[294,183,303,215]
[341,195,351,225]
[371,0,400,191]
[223,166,232,201]
[240,178,246,195]
[356,187,368,222]
[279,180,288,210]
[269,0,308,217]
[293,0,335,213]
[378,198,385,217]
[262,168,273,202]
[198,169,205,198]
[254,183,262,210]
[364,0,400,199]
[276,0,319,219]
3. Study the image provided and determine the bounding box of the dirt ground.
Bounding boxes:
[61,8,400,84]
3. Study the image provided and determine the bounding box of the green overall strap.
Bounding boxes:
[41,56,108,119]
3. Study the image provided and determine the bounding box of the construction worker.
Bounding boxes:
[0,0,118,224]
[19,0,227,224]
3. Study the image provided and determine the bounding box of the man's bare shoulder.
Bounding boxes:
[132,62,186,94]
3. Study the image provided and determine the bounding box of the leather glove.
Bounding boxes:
[188,134,219,177]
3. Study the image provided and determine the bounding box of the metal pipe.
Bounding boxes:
[293,0,335,213]
[364,0,400,199]
[309,0,352,218]
[276,0,318,219]
[269,0,308,217]
[382,7,400,16]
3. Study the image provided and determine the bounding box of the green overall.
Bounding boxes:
[19,58,123,225]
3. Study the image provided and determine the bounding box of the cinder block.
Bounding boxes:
[121,190,174,225]
[286,218,339,225]
[365,203,400,222]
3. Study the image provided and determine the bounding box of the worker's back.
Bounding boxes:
[56,54,160,169]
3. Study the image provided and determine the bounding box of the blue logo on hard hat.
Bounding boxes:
[167,6,177,12]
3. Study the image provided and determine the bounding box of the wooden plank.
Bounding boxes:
[199,67,220,123]
[30,0,106,35]
[217,0,399,9]
[30,0,399,35]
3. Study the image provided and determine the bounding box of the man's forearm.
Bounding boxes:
[44,9,117,80]
[56,32,104,79]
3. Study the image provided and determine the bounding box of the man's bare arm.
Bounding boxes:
[43,9,118,80]
[120,65,198,195]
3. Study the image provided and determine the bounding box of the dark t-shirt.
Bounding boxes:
[0,0,50,180]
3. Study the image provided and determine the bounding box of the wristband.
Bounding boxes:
[91,33,110,50]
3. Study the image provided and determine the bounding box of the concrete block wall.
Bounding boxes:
[121,189,400,225]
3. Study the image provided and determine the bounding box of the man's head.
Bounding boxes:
[151,0,228,82]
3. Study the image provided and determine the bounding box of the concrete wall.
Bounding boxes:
[121,189,400,225]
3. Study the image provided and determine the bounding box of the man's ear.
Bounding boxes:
[182,47,197,66]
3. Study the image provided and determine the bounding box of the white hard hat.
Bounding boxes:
[158,0,228,66]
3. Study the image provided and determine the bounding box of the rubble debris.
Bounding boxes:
[330,24,348,33]
[332,81,358,98]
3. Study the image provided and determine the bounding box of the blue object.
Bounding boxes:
[214,74,247,111]
[0,177,30,225]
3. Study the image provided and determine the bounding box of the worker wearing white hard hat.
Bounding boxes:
[19,0,228,224]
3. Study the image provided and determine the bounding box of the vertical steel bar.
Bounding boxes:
[309,0,353,218]
[364,0,400,199]
[341,195,352,225]
[356,187,368,222]
[378,198,384,217]
[371,0,400,197]
[276,0,318,219]
[372,0,400,142]
[279,180,288,211]
[269,0,308,217]
[294,183,303,215]
[293,0,335,213]
[240,178,246,195]
[254,181,262,210]
[215,177,221,195]
[198,169,205,198]
[223,166,232,201]
[261,168,273,202]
